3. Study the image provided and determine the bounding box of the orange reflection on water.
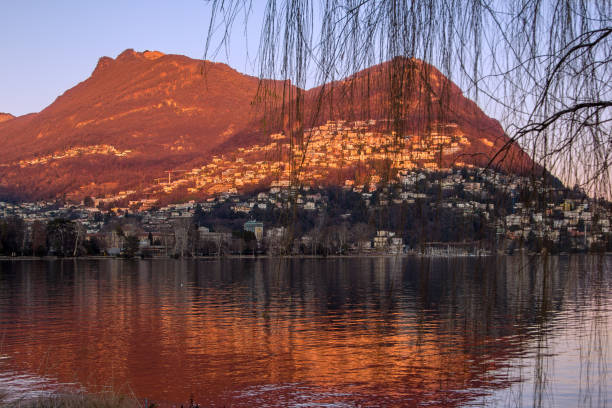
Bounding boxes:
[0,257,608,406]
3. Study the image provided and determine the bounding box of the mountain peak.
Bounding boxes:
[0,113,15,123]
[142,50,165,60]
[117,48,139,60]
[115,48,167,61]
[93,56,114,75]
[93,49,167,75]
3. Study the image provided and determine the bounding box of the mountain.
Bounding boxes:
[221,57,534,175]
[0,113,14,123]
[0,49,536,203]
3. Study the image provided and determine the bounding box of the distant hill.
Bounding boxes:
[0,49,538,202]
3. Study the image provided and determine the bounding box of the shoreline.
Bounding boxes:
[1,252,611,261]
[0,391,140,408]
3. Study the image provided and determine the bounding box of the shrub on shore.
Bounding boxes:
[0,392,140,408]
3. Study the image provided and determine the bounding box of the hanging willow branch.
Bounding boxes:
[204,0,612,197]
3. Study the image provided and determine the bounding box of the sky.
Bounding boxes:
[0,1,499,117]
[0,1,261,116]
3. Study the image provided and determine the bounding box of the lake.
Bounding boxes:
[0,256,610,407]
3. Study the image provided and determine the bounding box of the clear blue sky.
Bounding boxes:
[0,1,261,116]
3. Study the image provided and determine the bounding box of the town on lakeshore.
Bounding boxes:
[1,127,611,257]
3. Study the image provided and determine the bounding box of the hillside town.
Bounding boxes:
[12,144,133,168]
[132,120,475,199]
[1,164,611,257]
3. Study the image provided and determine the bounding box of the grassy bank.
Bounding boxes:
[0,392,140,408]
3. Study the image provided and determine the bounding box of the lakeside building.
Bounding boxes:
[244,220,264,241]
[2,165,612,257]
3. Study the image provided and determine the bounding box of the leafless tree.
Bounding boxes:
[172,218,194,257]
[73,221,86,257]
[350,222,375,252]
[204,0,611,197]
[31,220,47,256]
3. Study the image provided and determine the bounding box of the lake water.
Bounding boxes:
[0,256,609,407]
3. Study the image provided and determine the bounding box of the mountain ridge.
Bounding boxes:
[0,49,537,202]
[0,113,15,123]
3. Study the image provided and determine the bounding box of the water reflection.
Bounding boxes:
[0,256,609,407]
